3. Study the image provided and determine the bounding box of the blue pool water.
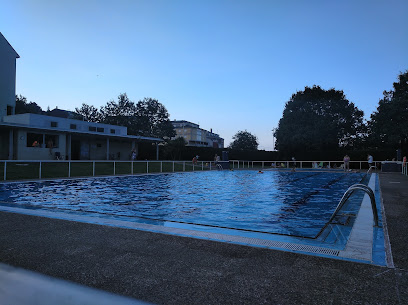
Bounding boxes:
[0,171,366,238]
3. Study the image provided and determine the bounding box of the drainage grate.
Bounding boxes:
[165,226,341,257]
[0,205,343,259]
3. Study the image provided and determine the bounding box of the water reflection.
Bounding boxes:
[0,171,365,237]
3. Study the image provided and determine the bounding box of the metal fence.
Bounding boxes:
[230,160,383,170]
[0,160,220,181]
[0,159,403,181]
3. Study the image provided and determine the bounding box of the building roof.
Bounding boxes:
[0,121,162,143]
[0,32,20,58]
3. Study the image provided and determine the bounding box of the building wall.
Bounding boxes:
[3,113,128,136]
[88,139,137,160]
[16,130,67,160]
[0,34,18,121]
[172,121,224,148]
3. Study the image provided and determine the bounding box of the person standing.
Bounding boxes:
[291,157,296,169]
[343,155,350,171]
[367,154,374,168]
[130,148,137,161]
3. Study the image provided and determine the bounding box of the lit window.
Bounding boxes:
[27,133,43,147]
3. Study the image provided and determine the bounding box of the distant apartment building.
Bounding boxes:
[172,120,224,148]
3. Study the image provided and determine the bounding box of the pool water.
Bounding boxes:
[0,171,366,238]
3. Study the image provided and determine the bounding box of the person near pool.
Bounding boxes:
[343,155,350,171]
[130,148,137,160]
[367,154,374,168]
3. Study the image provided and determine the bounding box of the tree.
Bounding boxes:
[75,94,175,139]
[100,93,138,131]
[134,98,176,139]
[74,103,101,122]
[274,86,364,153]
[163,137,187,160]
[229,130,259,150]
[368,70,408,153]
[15,95,43,114]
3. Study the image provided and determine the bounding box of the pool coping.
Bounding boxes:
[0,173,389,266]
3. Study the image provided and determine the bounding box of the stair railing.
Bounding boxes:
[315,183,379,238]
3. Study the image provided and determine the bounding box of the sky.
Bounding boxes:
[1,0,407,150]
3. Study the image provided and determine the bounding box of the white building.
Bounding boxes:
[172,120,224,148]
[0,32,162,160]
[0,32,19,118]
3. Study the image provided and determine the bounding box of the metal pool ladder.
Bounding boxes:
[316,183,379,238]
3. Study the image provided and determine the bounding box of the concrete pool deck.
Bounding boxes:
[0,172,407,304]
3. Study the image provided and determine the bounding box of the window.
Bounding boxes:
[97,127,104,132]
[110,129,116,134]
[50,121,58,127]
[27,133,43,147]
[27,133,59,148]
[45,134,59,148]
[89,126,96,132]
[7,105,13,115]
[70,124,77,130]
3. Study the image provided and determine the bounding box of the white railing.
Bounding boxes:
[0,160,220,181]
[0,159,391,181]
[230,160,382,170]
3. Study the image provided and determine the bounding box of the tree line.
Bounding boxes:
[15,92,258,151]
[15,93,176,139]
[15,69,407,157]
[274,70,408,158]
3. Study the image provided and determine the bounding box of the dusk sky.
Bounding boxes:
[1,0,407,150]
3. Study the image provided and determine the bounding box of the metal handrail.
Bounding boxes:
[367,166,376,173]
[315,183,379,238]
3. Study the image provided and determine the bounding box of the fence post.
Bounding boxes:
[183,161,185,171]
[68,161,71,177]
[4,161,7,181]
[93,161,95,176]
[131,161,134,175]
[114,161,116,175]
[173,161,175,172]
[202,162,204,170]
[146,161,149,174]
[39,161,42,179]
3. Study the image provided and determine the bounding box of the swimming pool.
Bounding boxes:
[0,170,388,266]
